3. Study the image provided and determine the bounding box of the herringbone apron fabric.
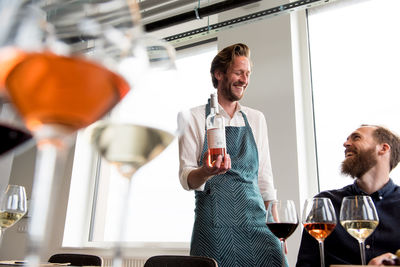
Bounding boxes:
[190,102,285,267]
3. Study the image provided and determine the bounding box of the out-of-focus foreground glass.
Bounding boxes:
[0,0,175,266]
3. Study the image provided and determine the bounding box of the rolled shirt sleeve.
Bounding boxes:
[178,107,206,191]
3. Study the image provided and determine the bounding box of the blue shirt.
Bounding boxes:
[296,179,400,266]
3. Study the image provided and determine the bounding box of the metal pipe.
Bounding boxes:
[144,0,262,32]
[139,0,196,12]
[141,0,199,19]
[164,0,338,46]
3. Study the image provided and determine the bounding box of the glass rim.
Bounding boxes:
[342,195,372,200]
[306,197,331,200]
[6,184,26,189]
[271,199,296,202]
[303,197,335,206]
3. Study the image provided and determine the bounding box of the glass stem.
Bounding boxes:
[112,176,134,267]
[0,228,4,246]
[359,241,366,265]
[25,142,59,267]
[318,240,325,267]
[280,239,286,267]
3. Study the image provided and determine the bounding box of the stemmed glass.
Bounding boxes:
[0,185,27,245]
[0,99,33,157]
[0,99,34,192]
[86,121,175,267]
[0,0,166,266]
[85,46,178,267]
[302,197,337,267]
[49,1,176,266]
[340,195,379,265]
[266,200,299,267]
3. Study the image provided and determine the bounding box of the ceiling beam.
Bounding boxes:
[144,0,262,32]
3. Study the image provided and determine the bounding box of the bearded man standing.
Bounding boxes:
[296,125,400,266]
[179,43,283,266]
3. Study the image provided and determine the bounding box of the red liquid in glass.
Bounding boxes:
[0,124,32,155]
[266,222,298,240]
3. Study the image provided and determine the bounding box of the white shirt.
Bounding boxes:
[178,102,277,201]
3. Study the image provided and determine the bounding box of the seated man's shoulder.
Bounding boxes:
[315,185,352,204]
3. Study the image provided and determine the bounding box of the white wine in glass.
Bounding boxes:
[266,200,298,267]
[0,185,27,245]
[88,122,175,178]
[340,195,379,265]
[302,197,337,267]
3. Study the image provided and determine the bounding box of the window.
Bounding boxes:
[64,42,217,247]
[308,0,400,191]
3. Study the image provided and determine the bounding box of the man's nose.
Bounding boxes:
[240,74,248,84]
[343,139,351,147]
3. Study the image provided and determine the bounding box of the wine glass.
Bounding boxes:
[0,1,171,266]
[85,51,179,267]
[0,185,27,245]
[302,197,337,267]
[0,99,34,157]
[86,121,175,267]
[340,195,379,265]
[0,5,130,266]
[48,1,176,266]
[0,99,34,193]
[0,100,33,203]
[266,200,299,267]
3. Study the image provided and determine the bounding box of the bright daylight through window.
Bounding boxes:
[64,43,217,246]
[308,0,400,191]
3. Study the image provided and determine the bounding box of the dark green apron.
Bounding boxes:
[190,102,285,266]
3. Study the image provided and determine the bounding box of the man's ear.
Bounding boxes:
[378,143,390,155]
[215,70,223,81]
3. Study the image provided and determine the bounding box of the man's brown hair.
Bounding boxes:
[210,43,250,88]
[363,124,400,171]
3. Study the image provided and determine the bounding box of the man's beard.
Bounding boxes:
[219,76,245,102]
[341,147,377,178]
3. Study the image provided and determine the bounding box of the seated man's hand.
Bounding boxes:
[368,252,399,265]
